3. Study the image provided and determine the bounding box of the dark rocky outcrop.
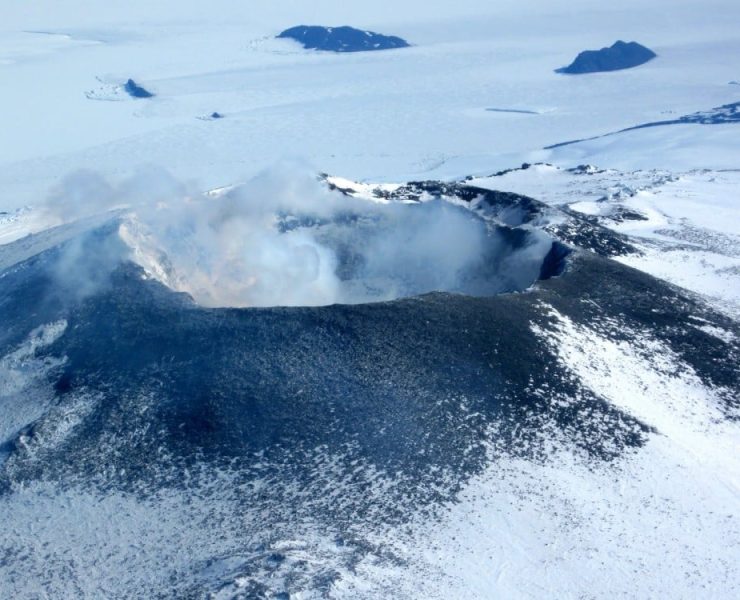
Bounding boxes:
[556,40,656,74]
[123,78,154,98]
[277,25,409,52]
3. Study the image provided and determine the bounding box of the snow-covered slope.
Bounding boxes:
[468,165,740,317]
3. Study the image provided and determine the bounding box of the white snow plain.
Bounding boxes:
[1,0,740,206]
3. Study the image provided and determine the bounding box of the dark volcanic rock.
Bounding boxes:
[556,40,656,74]
[277,25,409,52]
[123,78,154,98]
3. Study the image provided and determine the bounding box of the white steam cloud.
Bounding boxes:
[41,164,553,308]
